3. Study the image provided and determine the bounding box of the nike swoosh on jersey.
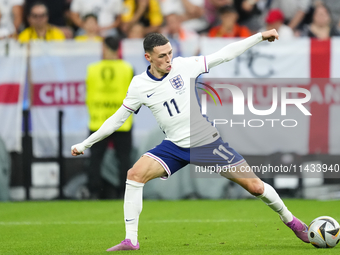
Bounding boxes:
[147,92,155,98]
[227,156,235,164]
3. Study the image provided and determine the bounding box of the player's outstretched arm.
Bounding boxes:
[206,29,279,69]
[71,106,132,156]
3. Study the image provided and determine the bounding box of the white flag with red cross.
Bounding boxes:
[0,41,26,152]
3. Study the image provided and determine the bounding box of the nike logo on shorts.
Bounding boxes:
[125,219,135,222]
[147,92,155,98]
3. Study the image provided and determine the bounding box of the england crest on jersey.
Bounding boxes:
[169,75,184,90]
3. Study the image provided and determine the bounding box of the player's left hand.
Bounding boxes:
[261,29,279,42]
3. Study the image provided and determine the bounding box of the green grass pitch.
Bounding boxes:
[0,199,339,254]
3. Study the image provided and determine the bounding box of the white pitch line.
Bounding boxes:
[0,219,265,226]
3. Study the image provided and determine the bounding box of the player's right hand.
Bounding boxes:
[261,29,279,42]
[71,143,85,156]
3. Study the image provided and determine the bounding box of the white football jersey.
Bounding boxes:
[123,56,220,148]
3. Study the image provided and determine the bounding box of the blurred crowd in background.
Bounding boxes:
[0,0,340,43]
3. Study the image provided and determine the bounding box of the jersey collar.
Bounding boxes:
[146,65,169,81]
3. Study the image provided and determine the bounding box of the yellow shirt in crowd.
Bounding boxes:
[18,25,65,43]
[122,0,163,26]
[75,35,103,42]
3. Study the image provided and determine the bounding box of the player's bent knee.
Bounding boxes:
[247,180,264,196]
[126,168,147,184]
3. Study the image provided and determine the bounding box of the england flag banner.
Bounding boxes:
[30,41,101,157]
[0,40,26,152]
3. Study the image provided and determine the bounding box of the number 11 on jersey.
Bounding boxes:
[163,98,180,117]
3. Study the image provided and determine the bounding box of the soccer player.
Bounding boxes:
[71,29,309,251]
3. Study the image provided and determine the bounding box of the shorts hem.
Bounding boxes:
[144,152,171,180]
[228,159,246,167]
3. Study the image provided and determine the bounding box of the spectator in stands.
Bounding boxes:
[208,5,252,37]
[85,36,134,199]
[204,0,233,31]
[0,7,5,38]
[314,0,340,30]
[300,3,340,39]
[121,0,163,35]
[270,0,312,30]
[25,0,73,39]
[162,13,200,56]
[260,9,294,40]
[160,0,207,33]
[70,0,123,37]
[18,2,65,43]
[75,14,102,42]
[162,13,199,41]
[0,0,23,38]
[234,0,263,32]
[127,22,145,38]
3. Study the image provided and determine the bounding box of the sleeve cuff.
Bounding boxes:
[123,104,136,113]
[257,32,264,42]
